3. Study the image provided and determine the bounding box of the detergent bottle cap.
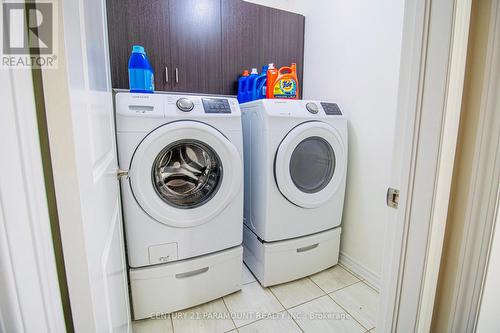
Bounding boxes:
[242,70,249,76]
[268,63,275,69]
[250,68,258,75]
[132,45,145,54]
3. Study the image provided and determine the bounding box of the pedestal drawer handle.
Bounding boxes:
[296,243,319,253]
[175,267,209,279]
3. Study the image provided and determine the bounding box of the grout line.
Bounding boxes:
[286,295,330,312]
[267,288,305,333]
[359,279,380,294]
[266,287,296,333]
[327,294,373,331]
[169,313,174,333]
[330,279,365,294]
[285,310,305,333]
[307,276,329,294]
[221,297,238,332]
[309,277,372,331]
[326,284,374,331]
[225,282,286,329]
[337,263,381,293]
[306,276,327,296]
[267,287,285,308]
[282,292,328,311]
[233,309,291,331]
[307,274,359,295]
[338,262,366,282]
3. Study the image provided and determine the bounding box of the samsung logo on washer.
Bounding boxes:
[114,93,346,320]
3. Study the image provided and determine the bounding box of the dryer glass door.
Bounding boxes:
[275,121,346,208]
[289,136,336,194]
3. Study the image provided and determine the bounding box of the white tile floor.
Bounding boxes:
[132,264,379,333]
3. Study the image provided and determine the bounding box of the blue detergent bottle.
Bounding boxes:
[253,64,269,100]
[237,70,250,103]
[128,45,154,93]
[246,68,259,102]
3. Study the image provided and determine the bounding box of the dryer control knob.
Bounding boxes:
[306,102,319,114]
[176,98,194,112]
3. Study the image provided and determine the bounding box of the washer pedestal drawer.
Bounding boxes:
[243,225,341,287]
[130,245,243,320]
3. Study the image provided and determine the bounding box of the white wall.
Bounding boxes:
[250,0,405,282]
[301,0,404,283]
[243,0,304,14]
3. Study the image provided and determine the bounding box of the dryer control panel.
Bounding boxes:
[320,102,342,116]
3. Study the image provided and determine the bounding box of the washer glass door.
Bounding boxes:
[129,121,242,227]
[152,140,222,209]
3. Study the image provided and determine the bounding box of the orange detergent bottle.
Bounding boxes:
[267,63,299,99]
[266,63,278,98]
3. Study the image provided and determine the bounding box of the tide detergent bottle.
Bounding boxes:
[237,70,249,103]
[252,64,269,100]
[245,68,259,102]
[268,63,299,99]
[128,45,154,93]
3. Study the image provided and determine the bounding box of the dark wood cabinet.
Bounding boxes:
[221,0,261,95]
[129,0,171,91]
[107,0,171,91]
[221,1,305,96]
[258,5,305,96]
[169,0,223,93]
[106,0,305,96]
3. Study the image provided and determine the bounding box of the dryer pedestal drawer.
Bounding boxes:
[130,246,243,320]
[243,226,341,287]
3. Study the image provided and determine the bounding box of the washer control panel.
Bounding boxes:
[321,102,342,116]
[202,98,232,114]
[176,97,194,112]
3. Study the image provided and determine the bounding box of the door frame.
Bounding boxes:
[378,0,473,331]
[445,2,500,331]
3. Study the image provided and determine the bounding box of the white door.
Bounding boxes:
[129,121,243,227]
[275,121,347,208]
[40,0,130,332]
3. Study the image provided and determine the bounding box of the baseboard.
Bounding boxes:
[339,252,381,292]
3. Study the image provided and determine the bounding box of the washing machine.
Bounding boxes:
[240,99,347,287]
[115,92,243,319]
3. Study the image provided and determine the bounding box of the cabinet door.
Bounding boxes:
[169,0,223,94]
[221,0,261,95]
[107,0,171,91]
[106,0,131,89]
[221,1,305,97]
[129,0,171,91]
[259,6,305,97]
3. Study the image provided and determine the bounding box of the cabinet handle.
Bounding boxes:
[165,67,169,83]
[175,67,179,83]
